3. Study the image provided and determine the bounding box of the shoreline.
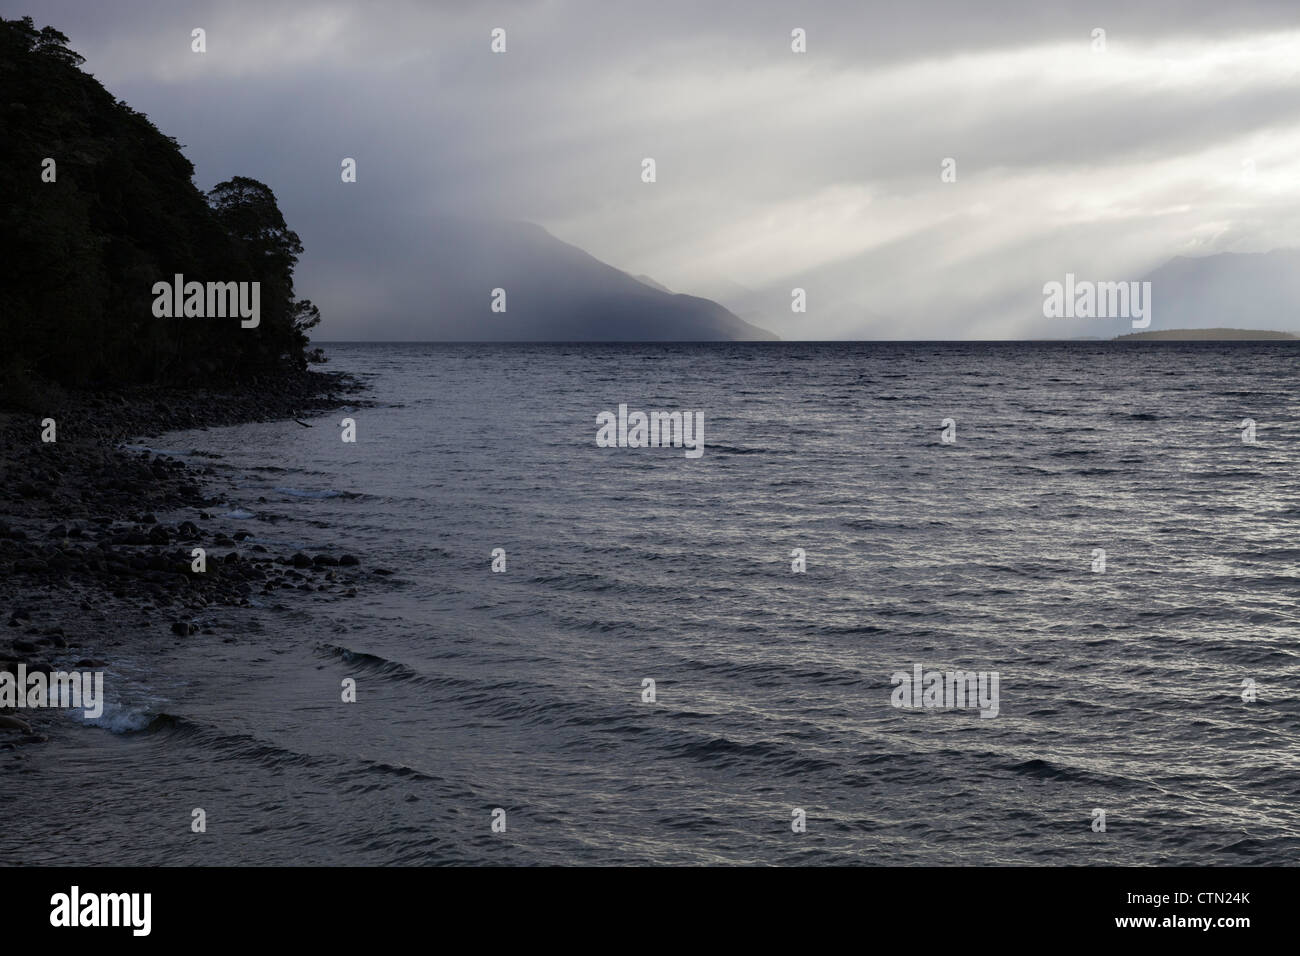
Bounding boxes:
[0,367,370,748]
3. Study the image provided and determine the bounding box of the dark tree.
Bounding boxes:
[0,16,324,398]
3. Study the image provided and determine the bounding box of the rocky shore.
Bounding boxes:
[0,368,369,748]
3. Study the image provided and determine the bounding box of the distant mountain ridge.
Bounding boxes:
[411,219,777,341]
[634,274,673,294]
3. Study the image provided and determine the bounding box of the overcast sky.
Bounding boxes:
[12,0,1300,338]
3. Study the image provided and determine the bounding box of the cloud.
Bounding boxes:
[12,0,1300,338]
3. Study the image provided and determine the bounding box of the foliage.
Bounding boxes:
[0,16,324,392]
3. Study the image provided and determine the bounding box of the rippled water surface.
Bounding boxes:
[6,342,1300,864]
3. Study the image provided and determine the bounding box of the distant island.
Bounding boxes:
[1133,250,1300,337]
[1114,328,1298,341]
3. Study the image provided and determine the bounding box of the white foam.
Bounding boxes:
[76,699,154,734]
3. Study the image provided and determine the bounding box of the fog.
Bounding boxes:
[13,0,1300,338]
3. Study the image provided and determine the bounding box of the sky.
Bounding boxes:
[10,0,1300,339]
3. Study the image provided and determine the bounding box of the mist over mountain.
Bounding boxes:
[634,275,673,294]
[1142,249,1300,333]
[359,219,777,342]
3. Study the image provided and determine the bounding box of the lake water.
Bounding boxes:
[5,342,1299,865]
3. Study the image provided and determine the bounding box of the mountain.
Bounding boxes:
[412,220,777,341]
[1140,249,1300,333]
[693,277,800,340]
[634,274,673,294]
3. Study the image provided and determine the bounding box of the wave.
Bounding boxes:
[76,699,156,734]
[118,443,194,457]
[274,486,359,499]
[138,713,454,786]
[999,757,1146,789]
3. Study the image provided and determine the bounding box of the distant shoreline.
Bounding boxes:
[309,334,1300,344]
[1114,328,1298,341]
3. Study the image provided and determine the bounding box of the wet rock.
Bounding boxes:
[2,370,366,677]
[0,716,33,734]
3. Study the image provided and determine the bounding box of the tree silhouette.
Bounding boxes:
[0,15,324,396]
